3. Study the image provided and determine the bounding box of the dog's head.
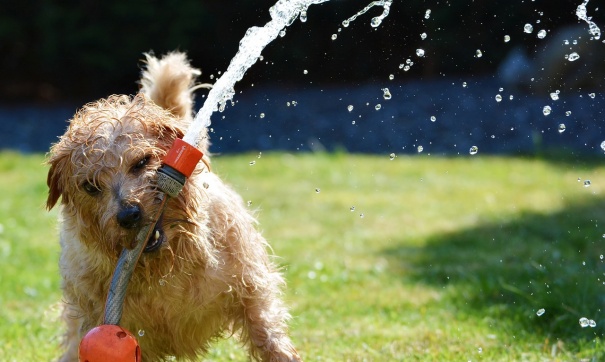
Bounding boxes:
[47,94,199,256]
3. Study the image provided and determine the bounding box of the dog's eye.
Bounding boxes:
[82,181,101,196]
[132,156,151,172]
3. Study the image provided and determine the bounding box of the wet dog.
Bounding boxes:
[47,52,301,361]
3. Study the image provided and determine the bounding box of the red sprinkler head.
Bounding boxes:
[79,325,141,362]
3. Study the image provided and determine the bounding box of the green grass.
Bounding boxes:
[2,151,605,361]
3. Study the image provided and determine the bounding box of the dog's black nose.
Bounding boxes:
[117,203,142,229]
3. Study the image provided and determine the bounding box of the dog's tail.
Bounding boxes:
[140,52,212,153]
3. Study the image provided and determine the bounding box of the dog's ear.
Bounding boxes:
[46,150,69,210]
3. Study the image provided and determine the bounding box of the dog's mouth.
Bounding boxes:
[144,212,166,253]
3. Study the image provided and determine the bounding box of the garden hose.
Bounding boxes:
[79,139,203,361]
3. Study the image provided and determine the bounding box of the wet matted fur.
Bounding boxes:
[47,52,301,361]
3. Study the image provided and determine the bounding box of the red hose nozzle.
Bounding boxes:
[157,139,203,197]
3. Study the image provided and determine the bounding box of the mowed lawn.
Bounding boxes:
[1,151,604,361]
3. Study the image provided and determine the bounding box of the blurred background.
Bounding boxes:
[1,0,603,154]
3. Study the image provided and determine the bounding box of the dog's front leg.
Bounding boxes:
[58,304,86,362]
[240,279,302,362]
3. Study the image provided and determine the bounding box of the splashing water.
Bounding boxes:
[576,0,601,40]
[183,0,393,148]
[550,91,560,101]
[567,52,581,61]
[558,124,566,133]
[340,1,392,29]
[382,88,392,100]
[537,29,547,39]
[579,317,597,327]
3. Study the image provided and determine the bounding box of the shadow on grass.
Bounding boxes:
[382,195,605,343]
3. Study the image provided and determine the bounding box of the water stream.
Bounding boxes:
[183,0,393,148]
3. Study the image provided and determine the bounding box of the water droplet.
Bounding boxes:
[138,329,145,337]
[303,69,308,75]
[536,308,545,316]
[524,23,534,33]
[430,115,436,122]
[331,34,337,41]
[247,200,252,207]
[589,319,597,328]
[342,19,350,27]
[566,111,572,116]
[537,29,547,39]
[542,105,552,116]
[504,35,511,42]
[279,30,286,37]
[584,180,591,187]
[259,113,265,119]
[580,317,590,327]
[375,104,382,110]
[347,105,354,112]
[462,82,467,88]
[382,88,392,100]
[389,153,396,160]
[550,93,559,101]
[601,254,604,260]
[567,52,580,61]
[292,100,298,106]
[475,49,483,58]
[315,188,320,193]
[249,161,256,166]
[159,279,166,286]
[416,48,425,57]
[478,347,483,354]
[509,94,514,100]
[589,93,596,99]
[558,124,566,133]
[203,182,209,189]
[420,32,427,40]
[469,146,479,155]
[389,74,394,80]
[370,17,382,27]
[300,10,307,22]
[417,145,424,153]
[424,9,431,19]
[359,213,365,218]
[350,206,356,212]
[495,94,502,102]
[403,65,411,71]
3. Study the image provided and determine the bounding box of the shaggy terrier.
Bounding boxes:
[47,52,301,361]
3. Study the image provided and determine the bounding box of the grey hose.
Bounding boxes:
[103,197,167,325]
